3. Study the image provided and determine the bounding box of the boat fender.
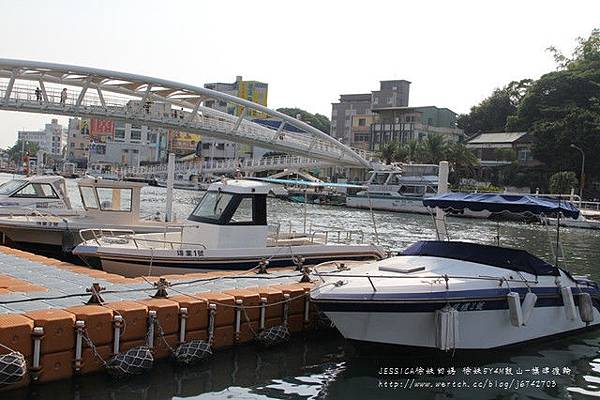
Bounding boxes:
[561,287,577,321]
[507,292,523,327]
[521,292,537,326]
[578,292,594,323]
[435,305,459,351]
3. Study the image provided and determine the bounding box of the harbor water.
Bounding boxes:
[4,174,600,399]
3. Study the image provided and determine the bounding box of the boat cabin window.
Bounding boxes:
[11,183,58,199]
[372,173,388,185]
[97,188,133,212]
[399,185,425,195]
[0,180,26,195]
[388,174,402,185]
[188,190,267,225]
[79,186,98,209]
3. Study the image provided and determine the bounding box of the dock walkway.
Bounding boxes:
[0,246,331,389]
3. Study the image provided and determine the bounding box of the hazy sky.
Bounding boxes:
[0,0,598,148]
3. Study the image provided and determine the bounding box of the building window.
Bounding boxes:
[358,118,366,127]
[518,149,530,162]
[130,125,142,141]
[115,128,125,141]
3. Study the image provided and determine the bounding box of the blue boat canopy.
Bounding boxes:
[422,192,580,219]
[402,240,559,276]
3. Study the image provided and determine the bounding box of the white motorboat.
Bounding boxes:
[0,175,77,216]
[0,178,170,252]
[73,179,386,277]
[311,192,600,350]
[346,164,439,214]
[547,213,600,230]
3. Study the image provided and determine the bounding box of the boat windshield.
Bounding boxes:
[0,180,26,195]
[191,191,234,221]
[11,182,58,198]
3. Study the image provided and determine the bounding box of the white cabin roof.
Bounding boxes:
[207,179,271,195]
[77,177,146,189]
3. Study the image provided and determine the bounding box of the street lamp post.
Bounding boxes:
[570,144,585,203]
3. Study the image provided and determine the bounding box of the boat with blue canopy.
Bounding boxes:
[311,186,600,351]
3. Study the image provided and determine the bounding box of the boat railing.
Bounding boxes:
[266,221,364,245]
[313,271,540,291]
[310,228,364,244]
[79,226,207,250]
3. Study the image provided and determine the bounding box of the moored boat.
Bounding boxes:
[0,178,171,252]
[73,179,386,277]
[311,191,600,351]
[0,175,77,216]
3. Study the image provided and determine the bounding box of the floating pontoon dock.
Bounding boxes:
[0,246,329,390]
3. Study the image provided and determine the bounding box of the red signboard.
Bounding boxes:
[90,119,115,136]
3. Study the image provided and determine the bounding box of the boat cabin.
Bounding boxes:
[0,175,72,212]
[365,165,439,197]
[77,178,146,224]
[183,179,269,249]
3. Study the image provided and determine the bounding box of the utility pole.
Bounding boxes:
[570,144,585,203]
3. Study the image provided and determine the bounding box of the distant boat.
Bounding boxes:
[346,164,439,214]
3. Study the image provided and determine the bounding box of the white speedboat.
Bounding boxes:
[547,214,600,230]
[73,179,386,277]
[346,164,439,214]
[0,175,77,216]
[312,192,600,350]
[0,178,170,252]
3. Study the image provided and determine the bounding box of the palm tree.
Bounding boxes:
[422,134,448,164]
[447,142,479,178]
[406,139,420,162]
[379,141,398,164]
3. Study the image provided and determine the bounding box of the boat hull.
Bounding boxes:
[320,307,600,349]
[77,245,385,277]
[346,195,429,214]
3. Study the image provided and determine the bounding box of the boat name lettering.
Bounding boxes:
[176,249,204,257]
[451,301,485,312]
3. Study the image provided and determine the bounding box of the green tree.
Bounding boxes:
[420,134,448,164]
[508,29,600,191]
[549,171,579,194]
[457,79,532,136]
[446,142,479,178]
[276,108,331,134]
[379,141,398,164]
[5,140,39,164]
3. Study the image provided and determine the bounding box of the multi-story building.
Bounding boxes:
[18,119,66,156]
[203,76,268,161]
[369,106,463,150]
[331,81,463,151]
[66,101,172,167]
[331,80,411,145]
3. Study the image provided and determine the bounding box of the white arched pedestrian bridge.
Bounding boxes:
[0,59,370,167]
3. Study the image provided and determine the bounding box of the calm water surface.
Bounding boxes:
[3,174,600,399]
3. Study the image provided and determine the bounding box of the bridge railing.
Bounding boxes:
[0,82,354,164]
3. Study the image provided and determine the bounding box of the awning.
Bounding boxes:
[423,192,580,219]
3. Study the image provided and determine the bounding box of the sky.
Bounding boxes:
[0,0,598,148]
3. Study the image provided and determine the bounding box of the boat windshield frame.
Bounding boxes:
[0,179,27,195]
[188,190,267,226]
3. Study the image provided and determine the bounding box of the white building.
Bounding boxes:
[18,119,66,156]
[67,101,170,167]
